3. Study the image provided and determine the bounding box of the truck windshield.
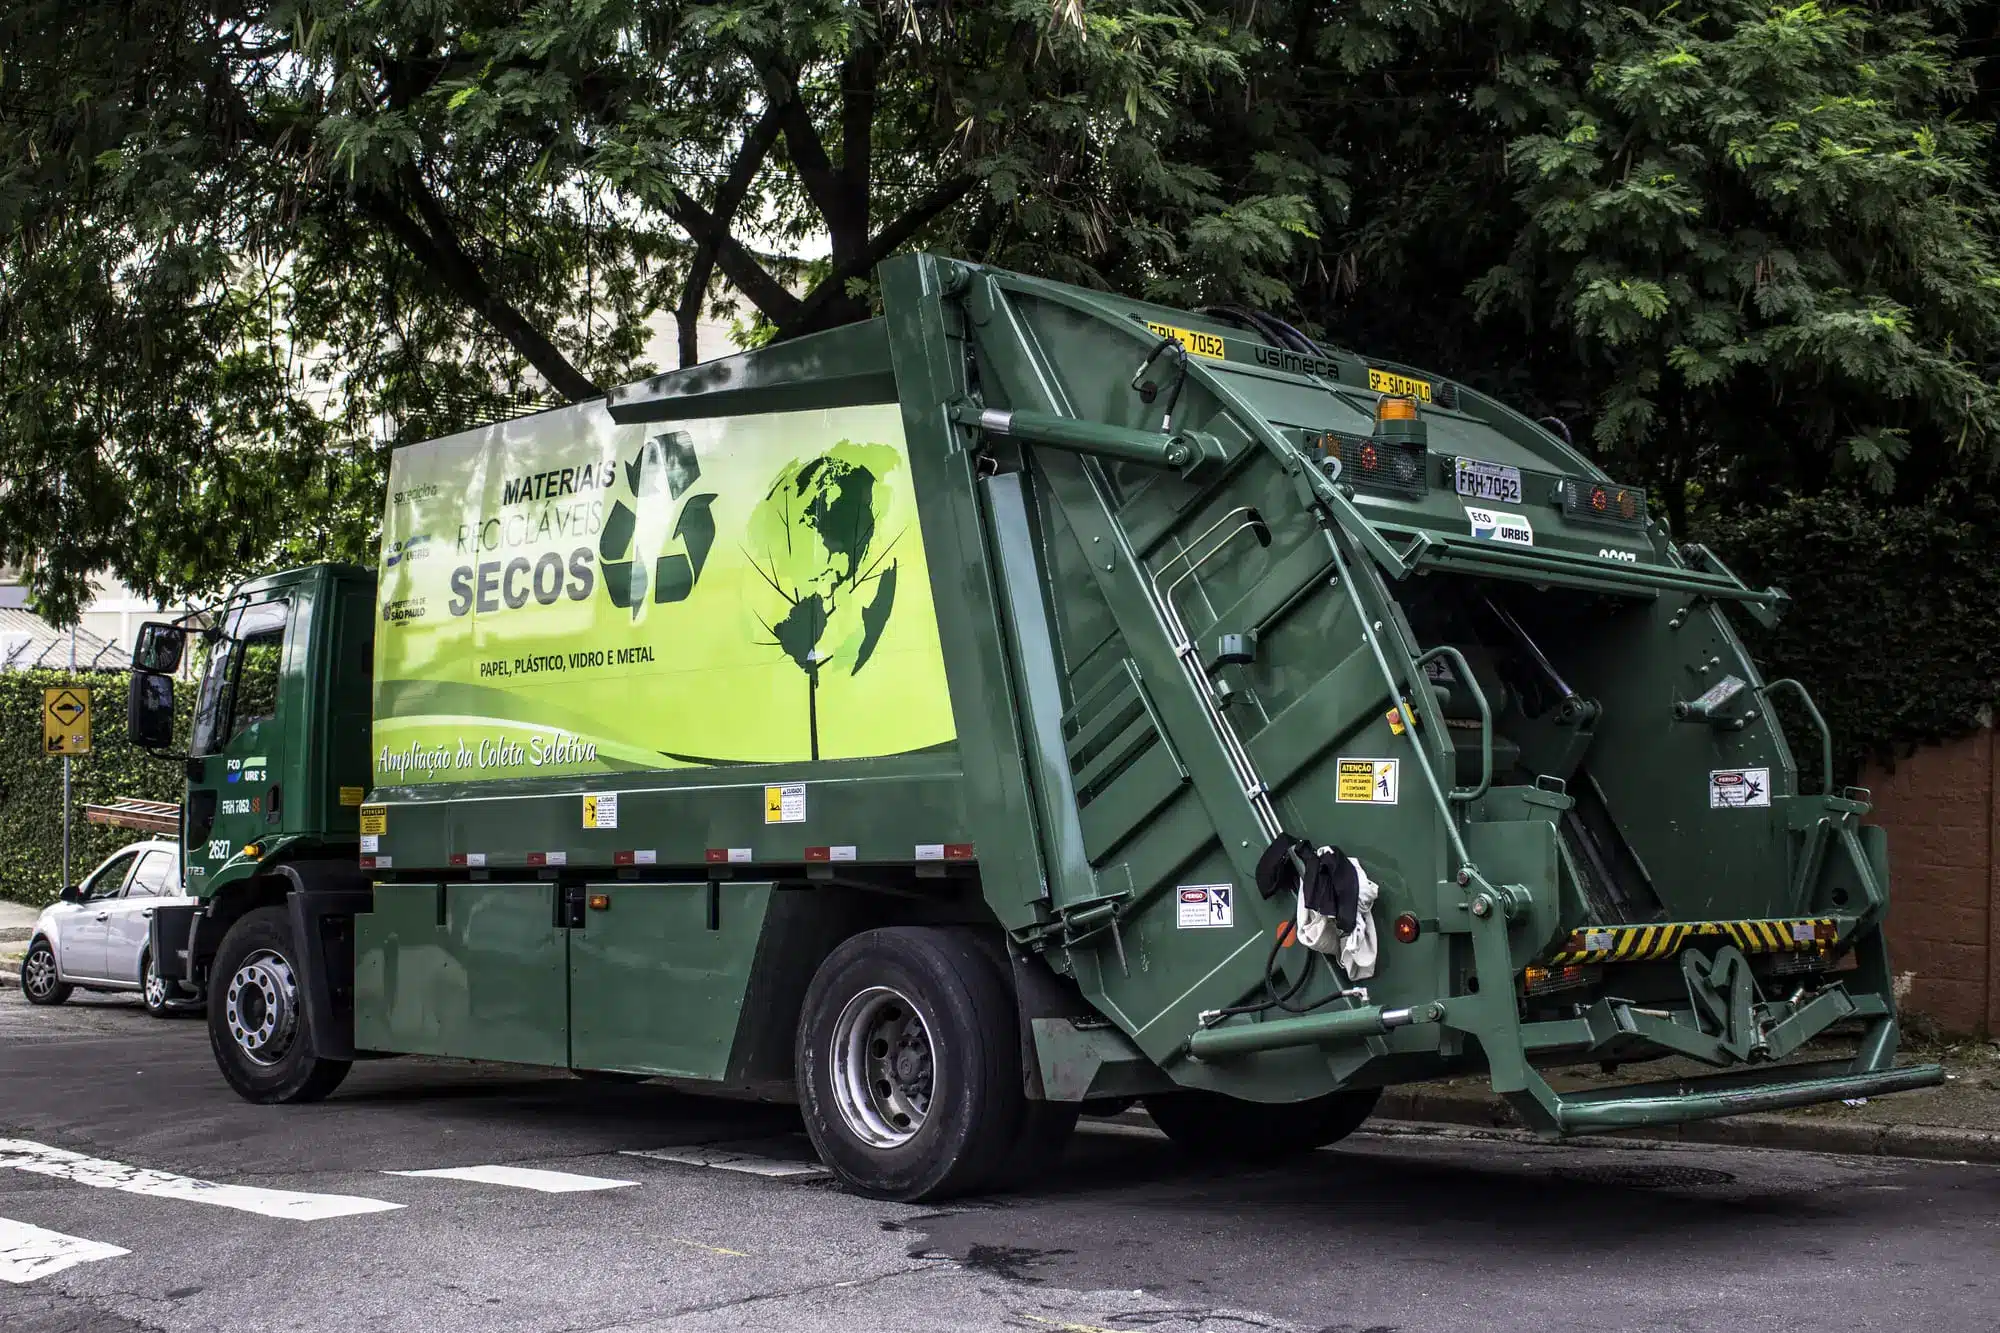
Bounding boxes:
[190,599,289,756]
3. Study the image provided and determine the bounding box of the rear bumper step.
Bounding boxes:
[1523,1058,1945,1135]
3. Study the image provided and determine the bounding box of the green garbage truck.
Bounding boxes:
[127,253,1942,1200]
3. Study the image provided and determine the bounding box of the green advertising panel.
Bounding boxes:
[374,402,956,784]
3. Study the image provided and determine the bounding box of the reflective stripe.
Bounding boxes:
[1545,918,1836,967]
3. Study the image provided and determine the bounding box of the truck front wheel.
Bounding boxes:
[797,927,1025,1202]
[207,906,351,1104]
[1145,1086,1381,1160]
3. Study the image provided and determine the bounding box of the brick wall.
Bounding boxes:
[1863,728,1999,1036]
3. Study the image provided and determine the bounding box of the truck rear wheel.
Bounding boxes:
[797,927,1025,1202]
[207,906,351,1104]
[1145,1086,1381,1160]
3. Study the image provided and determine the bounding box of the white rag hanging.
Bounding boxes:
[1295,850,1381,980]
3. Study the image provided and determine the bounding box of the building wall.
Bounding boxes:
[1864,728,1999,1036]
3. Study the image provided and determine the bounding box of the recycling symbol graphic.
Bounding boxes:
[599,430,718,617]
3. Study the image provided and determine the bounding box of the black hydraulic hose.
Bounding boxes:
[1201,925,1353,1024]
[1197,305,1318,355]
[1481,594,1580,709]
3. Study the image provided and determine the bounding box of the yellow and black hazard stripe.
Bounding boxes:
[1548,918,1837,966]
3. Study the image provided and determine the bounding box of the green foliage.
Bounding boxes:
[0,1,1319,624]
[0,671,191,908]
[1260,0,2000,533]
[1701,489,2000,780]
[1481,0,2000,511]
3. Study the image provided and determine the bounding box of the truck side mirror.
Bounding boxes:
[132,622,186,674]
[128,671,176,749]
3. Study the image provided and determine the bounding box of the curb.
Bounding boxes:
[1371,1085,2000,1167]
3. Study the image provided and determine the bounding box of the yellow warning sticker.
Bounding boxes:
[1146,321,1226,361]
[583,792,618,830]
[339,786,366,806]
[1367,367,1433,402]
[359,805,388,836]
[1336,758,1400,804]
[764,783,806,824]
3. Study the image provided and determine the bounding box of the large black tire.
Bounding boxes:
[20,938,71,1006]
[207,906,351,1104]
[1145,1086,1382,1160]
[797,927,1026,1202]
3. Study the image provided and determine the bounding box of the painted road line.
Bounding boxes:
[384,1165,638,1193]
[0,1139,403,1221]
[0,1217,129,1284]
[622,1142,831,1180]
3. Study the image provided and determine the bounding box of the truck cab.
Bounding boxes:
[130,564,377,1019]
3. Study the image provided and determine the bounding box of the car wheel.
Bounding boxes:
[141,950,173,1017]
[1144,1086,1382,1160]
[20,939,71,1006]
[207,906,350,1104]
[797,927,1025,1202]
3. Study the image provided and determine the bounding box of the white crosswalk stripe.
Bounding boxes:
[622,1144,831,1179]
[0,1139,403,1220]
[384,1165,637,1193]
[0,1217,128,1284]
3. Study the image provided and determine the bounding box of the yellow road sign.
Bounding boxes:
[44,686,91,755]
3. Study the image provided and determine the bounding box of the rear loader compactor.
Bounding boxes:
[132,254,1942,1200]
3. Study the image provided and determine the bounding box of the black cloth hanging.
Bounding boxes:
[1253,832,1360,935]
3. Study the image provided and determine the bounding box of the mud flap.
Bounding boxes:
[285,885,372,1062]
[147,904,200,984]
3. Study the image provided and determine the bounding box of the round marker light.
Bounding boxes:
[1393,913,1421,944]
[1590,486,1609,512]
[1359,443,1379,472]
[1616,488,1639,520]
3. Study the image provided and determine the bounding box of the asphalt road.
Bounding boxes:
[1,988,1995,1333]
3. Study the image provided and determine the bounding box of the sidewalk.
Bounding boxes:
[0,897,40,948]
[1372,1041,2000,1165]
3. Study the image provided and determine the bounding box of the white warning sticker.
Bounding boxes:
[1176,884,1235,929]
[1709,767,1771,809]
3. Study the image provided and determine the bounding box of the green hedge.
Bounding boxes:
[1700,490,2000,784]
[0,669,191,908]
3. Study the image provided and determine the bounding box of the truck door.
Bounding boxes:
[187,597,291,882]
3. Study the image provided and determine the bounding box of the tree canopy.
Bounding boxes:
[3,0,1997,629]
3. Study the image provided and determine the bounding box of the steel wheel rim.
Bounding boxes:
[143,956,166,1010]
[830,986,935,1148]
[224,948,298,1066]
[22,946,56,1000]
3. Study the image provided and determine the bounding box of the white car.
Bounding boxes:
[19,839,199,1016]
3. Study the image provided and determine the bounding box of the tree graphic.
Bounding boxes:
[745,441,902,759]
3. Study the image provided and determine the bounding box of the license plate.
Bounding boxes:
[1367,367,1432,402]
[1454,457,1522,505]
